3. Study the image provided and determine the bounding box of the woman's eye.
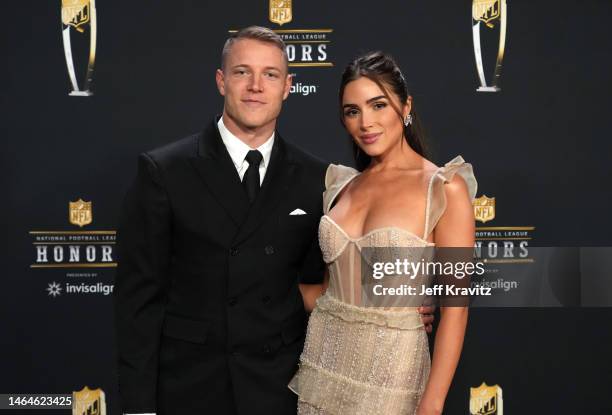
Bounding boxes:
[373,102,387,110]
[344,109,359,117]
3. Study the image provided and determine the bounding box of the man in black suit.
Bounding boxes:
[114,26,433,415]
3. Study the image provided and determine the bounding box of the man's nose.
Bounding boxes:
[248,74,263,92]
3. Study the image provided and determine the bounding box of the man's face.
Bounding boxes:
[216,39,291,132]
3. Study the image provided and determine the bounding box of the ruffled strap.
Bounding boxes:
[322,164,359,215]
[423,156,477,239]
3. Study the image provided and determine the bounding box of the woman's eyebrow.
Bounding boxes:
[343,95,387,108]
[366,95,387,104]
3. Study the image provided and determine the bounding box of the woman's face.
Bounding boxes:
[341,76,410,159]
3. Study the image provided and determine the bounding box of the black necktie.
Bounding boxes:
[242,150,263,204]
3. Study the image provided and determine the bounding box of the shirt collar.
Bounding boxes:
[217,116,275,170]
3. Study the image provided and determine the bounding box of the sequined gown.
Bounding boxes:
[288,156,477,415]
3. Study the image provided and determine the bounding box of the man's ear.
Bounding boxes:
[216,69,226,96]
[282,73,293,100]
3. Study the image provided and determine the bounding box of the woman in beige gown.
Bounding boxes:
[289,52,477,415]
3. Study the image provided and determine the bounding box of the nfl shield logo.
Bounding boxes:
[473,195,496,224]
[69,199,92,227]
[470,382,503,415]
[72,386,106,415]
[472,0,500,26]
[269,0,292,26]
[61,0,90,31]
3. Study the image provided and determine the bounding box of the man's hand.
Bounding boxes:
[418,302,436,333]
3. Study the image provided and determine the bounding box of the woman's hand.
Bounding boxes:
[298,283,324,312]
[415,400,443,415]
[299,270,329,312]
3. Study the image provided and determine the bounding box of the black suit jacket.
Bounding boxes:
[114,120,328,415]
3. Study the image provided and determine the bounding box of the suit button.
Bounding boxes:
[230,247,239,256]
[264,245,275,255]
[262,295,271,304]
[228,297,237,306]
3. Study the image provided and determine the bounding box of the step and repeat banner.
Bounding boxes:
[2,1,611,414]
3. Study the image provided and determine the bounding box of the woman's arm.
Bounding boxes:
[299,269,329,312]
[417,175,474,415]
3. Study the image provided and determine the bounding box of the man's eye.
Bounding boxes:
[235,70,248,76]
[265,72,279,79]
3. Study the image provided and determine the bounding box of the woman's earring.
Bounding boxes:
[404,114,413,127]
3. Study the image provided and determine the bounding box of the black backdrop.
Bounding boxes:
[2,1,612,413]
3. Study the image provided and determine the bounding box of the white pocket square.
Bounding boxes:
[289,208,307,215]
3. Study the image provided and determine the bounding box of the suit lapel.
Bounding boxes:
[232,135,298,245]
[189,121,249,226]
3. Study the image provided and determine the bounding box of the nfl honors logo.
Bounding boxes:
[470,382,503,415]
[473,195,496,223]
[69,199,92,227]
[72,386,106,415]
[269,0,292,26]
[61,0,90,32]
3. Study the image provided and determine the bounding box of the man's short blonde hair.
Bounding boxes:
[221,26,289,72]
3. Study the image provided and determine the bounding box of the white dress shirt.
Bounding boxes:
[122,118,274,415]
[217,116,275,185]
